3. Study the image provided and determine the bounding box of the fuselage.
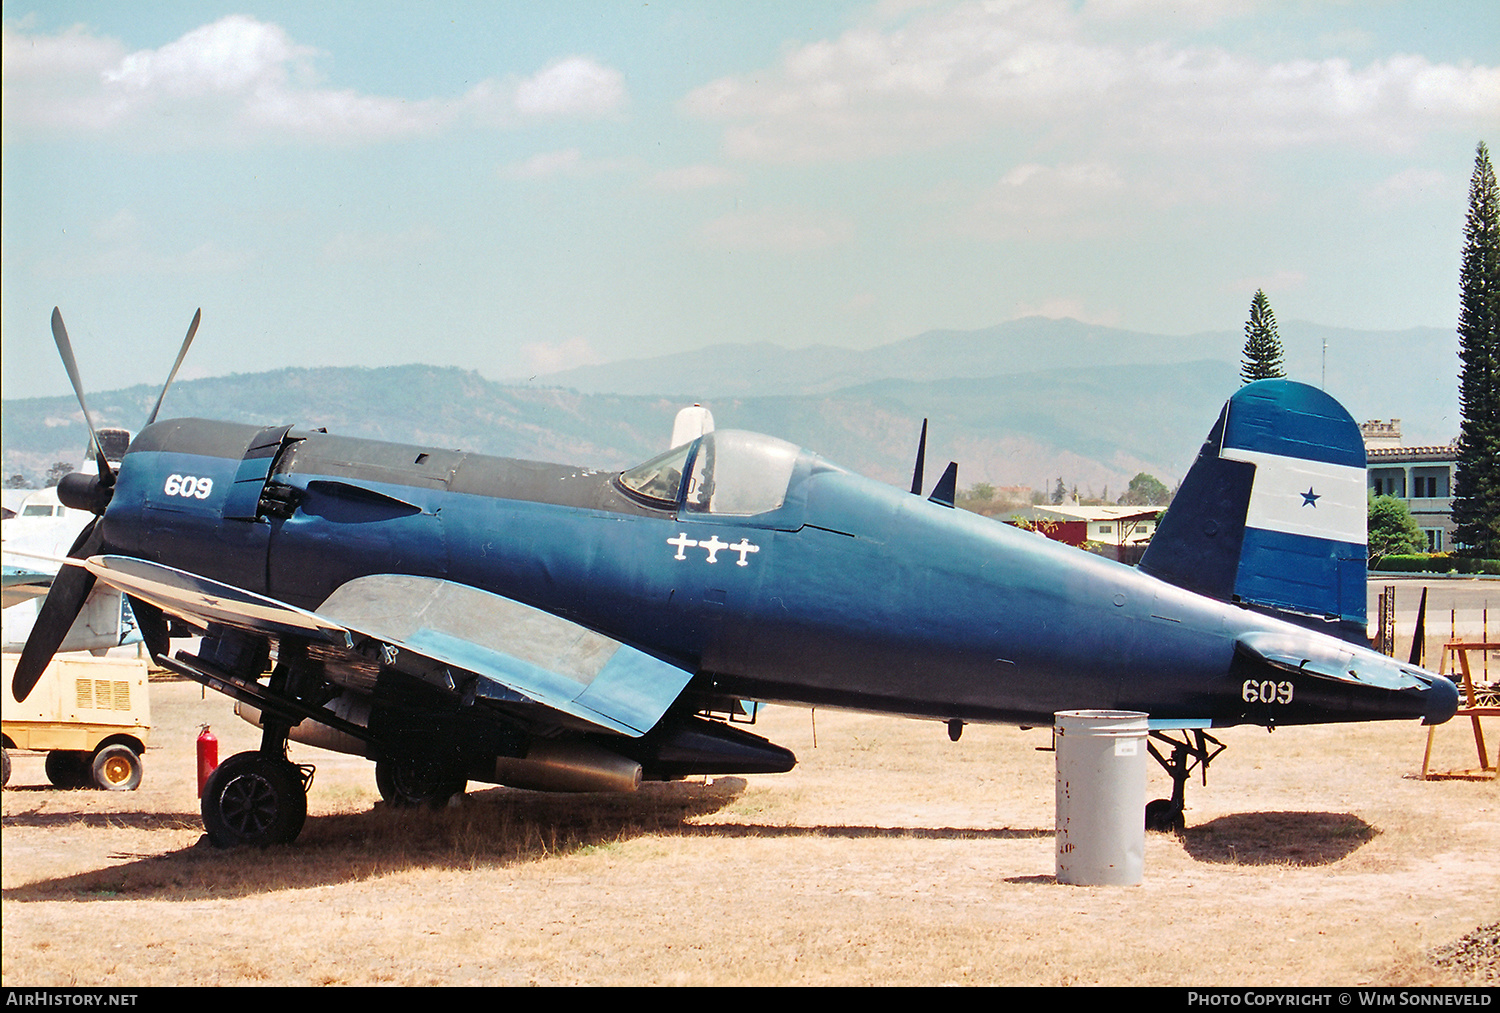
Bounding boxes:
[99,418,1455,730]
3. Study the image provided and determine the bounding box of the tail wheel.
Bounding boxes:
[91,744,143,791]
[1145,798,1185,834]
[202,751,307,847]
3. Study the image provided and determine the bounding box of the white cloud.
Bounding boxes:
[1011,297,1121,326]
[2,19,628,145]
[101,15,312,96]
[2,22,128,129]
[700,209,854,252]
[521,336,605,376]
[682,0,1500,164]
[513,57,626,118]
[952,160,1128,239]
[3,20,123,78]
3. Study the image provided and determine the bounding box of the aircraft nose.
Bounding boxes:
[1422,674,1460,726]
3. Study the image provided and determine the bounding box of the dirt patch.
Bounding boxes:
[3,678,1496,986]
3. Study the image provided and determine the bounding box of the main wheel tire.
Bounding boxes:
[202,752,307,847]
[2,747,10,788]
[45,750,91,789]
[91,744,143,791]
[375,757,466,809]
[1145,798,1186,833]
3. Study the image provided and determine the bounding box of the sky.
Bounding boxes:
[3,1,1498,401]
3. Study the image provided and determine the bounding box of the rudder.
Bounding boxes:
[1139,380,1368,641]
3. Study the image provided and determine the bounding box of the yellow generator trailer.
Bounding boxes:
[2,653,150,790]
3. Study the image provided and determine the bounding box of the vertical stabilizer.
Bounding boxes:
[1140,380,1368,640]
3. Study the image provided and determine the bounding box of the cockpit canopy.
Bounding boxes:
[618,430,802,516]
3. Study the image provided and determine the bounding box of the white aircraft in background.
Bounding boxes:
[3,429,141,653]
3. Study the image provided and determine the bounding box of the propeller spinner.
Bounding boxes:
[11,307,202,702]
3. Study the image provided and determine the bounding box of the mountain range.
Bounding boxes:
[2,317,1459,499]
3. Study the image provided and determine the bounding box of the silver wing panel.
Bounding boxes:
[319,575,693,736]
[83,556,692,737]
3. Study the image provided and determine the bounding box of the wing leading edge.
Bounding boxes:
[82,556,694,737]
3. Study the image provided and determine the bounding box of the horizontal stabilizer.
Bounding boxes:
[1234,630,1429,692]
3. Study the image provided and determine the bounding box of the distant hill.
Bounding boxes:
[514,317,1459,446]
[4,361,1237,496]
[2,317,1458,498]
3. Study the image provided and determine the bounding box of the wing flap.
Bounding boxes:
[320,575,693,736]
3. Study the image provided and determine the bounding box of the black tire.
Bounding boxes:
[45,750,91,789]
[91,744,143,791]
[2,747,10,788]
[1145,798,1185,834]
[375,757,466,809]
[202,752,308,847]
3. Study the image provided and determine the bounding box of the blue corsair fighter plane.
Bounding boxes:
[13,309,1458,845]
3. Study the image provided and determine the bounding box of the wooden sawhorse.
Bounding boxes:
[1420,641,1498,780]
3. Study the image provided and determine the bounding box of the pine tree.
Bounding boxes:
[1239,289,1286,384]
[1453,141,1500,558]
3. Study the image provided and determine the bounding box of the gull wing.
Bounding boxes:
[317,574,694,737]
[82,556,693,736]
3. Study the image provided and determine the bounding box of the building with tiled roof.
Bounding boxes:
[1360,419,1458,552]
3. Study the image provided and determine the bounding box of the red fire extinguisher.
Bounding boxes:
[196,725,219,798]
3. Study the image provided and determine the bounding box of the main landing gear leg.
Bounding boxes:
[1145,729,1224,833]
[201,644,315,848]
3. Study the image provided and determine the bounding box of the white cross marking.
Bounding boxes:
[730,538,760,566]
[700,534,729,563]
[667,532,697,560]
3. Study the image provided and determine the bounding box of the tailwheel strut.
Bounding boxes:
[1145,729,1225,833]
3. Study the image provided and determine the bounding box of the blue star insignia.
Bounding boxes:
[1301,487,1320,507]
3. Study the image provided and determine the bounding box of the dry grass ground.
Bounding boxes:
[3,676,1496,986]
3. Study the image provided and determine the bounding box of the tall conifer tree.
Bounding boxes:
[1240,289,1286,384]
[1453,142,1500,558]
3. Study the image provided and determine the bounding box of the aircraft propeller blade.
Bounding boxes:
[1408,586,1428,667]
[11,519,105,703]
[144,308,202,427]
[50,308,116,490]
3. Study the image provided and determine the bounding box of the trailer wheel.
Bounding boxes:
[91,744,143,791]
[45,750,91,789]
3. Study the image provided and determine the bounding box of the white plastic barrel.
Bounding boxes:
[1054,709,1149,886]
